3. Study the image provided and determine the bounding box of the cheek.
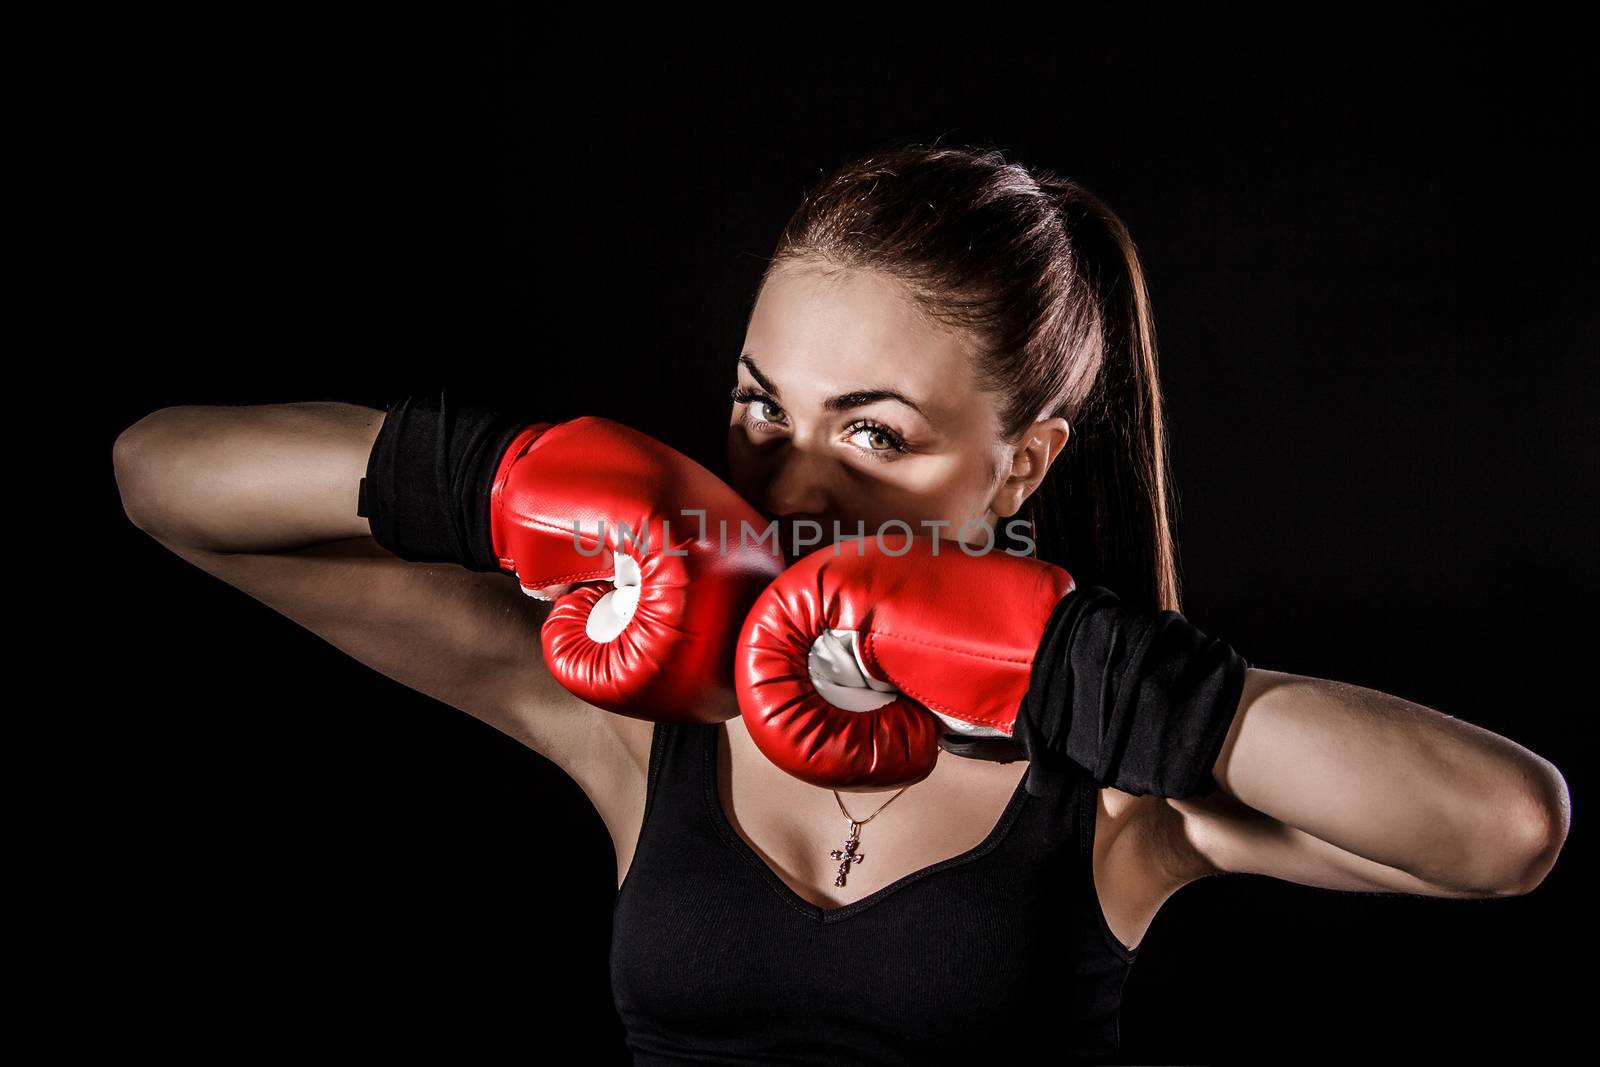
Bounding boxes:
[725,423,766,503]
[927,456,1006,531]
[895,452,992,505]
[837,457,992,528]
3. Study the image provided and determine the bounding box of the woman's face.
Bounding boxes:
[727,258,1064,565]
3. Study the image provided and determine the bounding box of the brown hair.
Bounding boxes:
[759,140,1180,614]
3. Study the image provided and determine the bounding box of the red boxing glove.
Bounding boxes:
[735,533,1075,790]
[491,417,784,723]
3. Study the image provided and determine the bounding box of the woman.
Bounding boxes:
[112,142,1570,1063]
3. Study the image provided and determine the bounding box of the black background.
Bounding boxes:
[84,7,1592,1062]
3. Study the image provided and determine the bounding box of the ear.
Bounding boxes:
[990,417,1070,519]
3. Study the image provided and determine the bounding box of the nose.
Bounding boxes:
[760,441,834,522]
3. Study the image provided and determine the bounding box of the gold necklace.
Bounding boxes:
[828,785,910,888]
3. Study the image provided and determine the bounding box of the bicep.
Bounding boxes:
[152,534,629,780]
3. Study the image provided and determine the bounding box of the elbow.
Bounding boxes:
[113,409,187,538]
[1483,760,1571,897]
[113,417,156,531]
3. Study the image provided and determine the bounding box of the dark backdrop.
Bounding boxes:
[86,9,1591,1062]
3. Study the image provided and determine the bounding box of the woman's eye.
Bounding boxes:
[846,421,909,459]
[751,399,786,425]
[732,387,787,427]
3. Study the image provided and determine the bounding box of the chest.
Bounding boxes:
[608,720,1164,953]
[718,742,1033,911]
[610,733,1133,1060]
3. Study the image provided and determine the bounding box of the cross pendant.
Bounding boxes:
[829,821,866,887]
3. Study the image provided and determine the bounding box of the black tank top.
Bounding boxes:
[610,720,1139,1064]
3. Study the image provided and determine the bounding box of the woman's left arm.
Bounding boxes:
[1168,668,1570,898]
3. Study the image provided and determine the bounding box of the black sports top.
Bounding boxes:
[610,720,1139,1065]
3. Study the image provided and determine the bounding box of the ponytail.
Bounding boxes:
[1026,183,1181,615]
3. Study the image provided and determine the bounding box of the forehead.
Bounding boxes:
[745,261,975,394]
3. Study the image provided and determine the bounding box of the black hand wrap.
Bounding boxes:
[356,391,538,573]
[1011,585,1251,799]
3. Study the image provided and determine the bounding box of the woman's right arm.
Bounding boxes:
[110,401,651,797]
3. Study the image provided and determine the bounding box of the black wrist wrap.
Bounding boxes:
[1011,585,1251,799]
[357,391,537,573]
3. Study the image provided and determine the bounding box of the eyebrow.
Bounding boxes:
[739,354,938,426]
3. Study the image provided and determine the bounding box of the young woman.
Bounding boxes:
[112,142,1569,1063]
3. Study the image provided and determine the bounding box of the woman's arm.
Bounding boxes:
[111,402,649,796]
[1164,668,1570,898]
